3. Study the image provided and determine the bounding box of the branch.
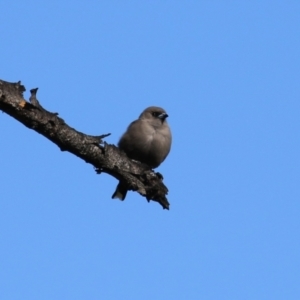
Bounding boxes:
[0,80,170,209]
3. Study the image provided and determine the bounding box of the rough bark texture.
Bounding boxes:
[0,80,170,209]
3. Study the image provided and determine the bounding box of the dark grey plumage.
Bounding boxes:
[112,106,172,200]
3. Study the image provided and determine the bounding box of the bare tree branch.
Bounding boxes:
[0,79,170,209]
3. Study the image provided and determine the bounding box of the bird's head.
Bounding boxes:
[140,106,169,126]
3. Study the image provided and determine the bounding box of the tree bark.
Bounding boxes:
[0,80,170,209]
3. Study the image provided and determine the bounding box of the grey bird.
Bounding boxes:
[112,106,172,200]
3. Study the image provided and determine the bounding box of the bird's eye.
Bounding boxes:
[152,112,159,117]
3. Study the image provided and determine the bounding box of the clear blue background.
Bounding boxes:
[1,1,300,299]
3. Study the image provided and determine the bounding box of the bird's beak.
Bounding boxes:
[158,113,168,120]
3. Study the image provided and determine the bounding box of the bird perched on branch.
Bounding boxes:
[112,106,172,200]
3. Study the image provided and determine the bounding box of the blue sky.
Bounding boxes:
[1,1,300,299]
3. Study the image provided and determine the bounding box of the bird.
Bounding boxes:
[112,106,172,200]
